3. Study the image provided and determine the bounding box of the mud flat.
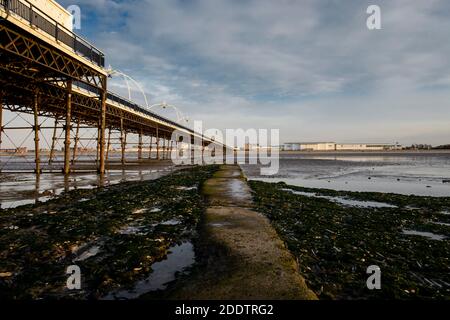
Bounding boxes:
[249,181,450,299]
[0,166,218,299]
[169,165,316,300]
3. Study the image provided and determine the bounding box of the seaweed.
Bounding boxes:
[249,180,450,300]
[0,165,219,299]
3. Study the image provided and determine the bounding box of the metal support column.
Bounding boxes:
[0,92,4,172]
[72,119,80,165]
[162,139,166,160]
[63,80,72,175]
[106,127,111,161]
[138,131,143,160]
[33,91,41,175]
[149,136,153,159]
[156,127,160,160]
[98,80,107,174]
[48,118,58,165]
[120,117,126,165]
[169,141,174,160]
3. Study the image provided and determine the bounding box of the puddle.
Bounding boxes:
[282,188,397,208]
[152,219,181,227]
[402,230,447,241]
[176,186,197,191]
[431,221,450,227]
[73,245,101,261]
[103,242,195,300]
[208,222,233,228]
[118,225,147,235]
[149,208,161,213]
[228,179,252,201]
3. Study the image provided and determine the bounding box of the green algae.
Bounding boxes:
[0,165,219,299]
[249,180,450,300]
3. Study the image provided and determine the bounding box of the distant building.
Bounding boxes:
[281,142,402,151]
[0,147,28,154]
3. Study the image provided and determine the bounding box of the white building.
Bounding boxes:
[282,142,402,151]
[283,142,336,151]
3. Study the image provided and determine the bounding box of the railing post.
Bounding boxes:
[55,22,59,42]
[29,5,33,27]
[63,80,72,175]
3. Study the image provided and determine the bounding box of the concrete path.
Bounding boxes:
[172,165,317,300]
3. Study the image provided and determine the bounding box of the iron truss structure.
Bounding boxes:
[0,8,222,175]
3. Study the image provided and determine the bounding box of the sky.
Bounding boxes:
[9,0,450,146]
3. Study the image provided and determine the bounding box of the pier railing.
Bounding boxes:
[0,0,105,67]
[73,81,194,134]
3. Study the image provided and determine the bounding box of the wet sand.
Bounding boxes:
[242,150,450,197]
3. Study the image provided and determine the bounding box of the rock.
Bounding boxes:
[0,272,13,278]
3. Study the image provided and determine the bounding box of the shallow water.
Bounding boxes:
[0,162,175,209]
[282,188,397,208]
[402,230,447,241]
[242,152,450,197]
[103,242,195,299]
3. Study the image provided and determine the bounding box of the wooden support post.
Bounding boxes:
[48,118,58,165]
[63,80,72,175]
[72,119,80,165]
[106,126,111,161]
[33,91,41,175]
[138,131,143,160]
[98,80,107,174]
[149,136,153,159]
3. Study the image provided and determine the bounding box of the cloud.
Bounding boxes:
[54,0,450,145]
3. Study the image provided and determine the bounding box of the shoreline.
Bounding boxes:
[279,150,450,155]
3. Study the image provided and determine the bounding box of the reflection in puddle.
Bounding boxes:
[282,188,397,208]
[0,166,174,210]
[103,242,195,300]
[402,230,447,241]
